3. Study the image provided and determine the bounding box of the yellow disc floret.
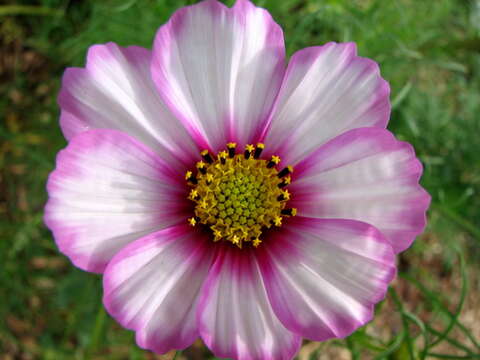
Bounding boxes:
[186,144,296,248]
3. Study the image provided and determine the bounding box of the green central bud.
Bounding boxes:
[217,171,269,226]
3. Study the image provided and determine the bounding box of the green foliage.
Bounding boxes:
[1,0,479,359]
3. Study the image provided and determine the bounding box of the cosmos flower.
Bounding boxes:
[44,0,430,359]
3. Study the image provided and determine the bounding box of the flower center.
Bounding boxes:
[185,143,296,248]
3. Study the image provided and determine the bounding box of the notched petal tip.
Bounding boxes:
[263,41,391,165]
[45,129,186,274]
[258,217,396,342]
[291,127,430,255]
[151,0,285,152]
[102,225,214,354]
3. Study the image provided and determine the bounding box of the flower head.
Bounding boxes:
[45,0,430,359]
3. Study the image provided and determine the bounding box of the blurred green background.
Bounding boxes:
[1,0,479,359]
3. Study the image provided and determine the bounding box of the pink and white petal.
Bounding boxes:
[44,129,188,274]
[291,127,431,253]
[262,42,390,165]
[198,246,301,360]
[103,225,214,354]
[152,0,285,151]
[59,42,199,170]
[258,217,396,341]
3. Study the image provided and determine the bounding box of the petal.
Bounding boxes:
[197,245,301,360]
[291,127,431,253]
[103,225,214,354]
[59,42,199,170]
[262,42,390,165]
[152,0,285,151]
[44,129,188,273]
[258,217,396,341]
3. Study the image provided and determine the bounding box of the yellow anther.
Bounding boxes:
[277,189,291,202]
[218,150,228,158]
[213,231,222,241]
[188,217,197,226]
[196,161,206,169]
[256,143,265,149]
[245,144,255,152]
[267,155,282,168]
[227,142,237,149]
[185,171,193,180]
[199,199,208,209]
[253,238,262,247]
[291,208,297,216]
[189,189,199,200]
[206,173,214,182]
[283,176,291,185]
[273,216,282,226]
[232,235,240,244]
[200,149,209,156]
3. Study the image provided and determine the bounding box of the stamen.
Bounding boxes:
[189,189,200,201]
[218,150,228,164]
[281,208,297,216]
[254,143,264,159]
[244,144,255,159]
[267,155,281,168]
[185,171,198,185]
[227,142,237,158]
[200,149,214,164]
[252,238,262,247]
[205,173,214,184]
[277,190,290,201]
[232,235,240,245]
[196,161,207,175]
[213,228,223,241]
[278,176,291,188]
[277,165,293,178]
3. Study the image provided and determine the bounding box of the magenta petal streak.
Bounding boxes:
[103,225,214,354]
[58,42,200,170]
[151,0,286,151]
[197,244,302,360]
[291,127,431,253]
[258,217,396,341]
[45,129,188,273]
[261,42,390,165]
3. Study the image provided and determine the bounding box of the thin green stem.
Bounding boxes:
[400,274,480,348]
[346,336,361,360]
[0,5,63,16]
[425,325,474,354]
[433,204,480,242]
[402,311,429,359]
[373,330,405,360]
[427,353,479,359]
[427,251,468,348]
[88,304,107,353]
[390,288,416,359]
